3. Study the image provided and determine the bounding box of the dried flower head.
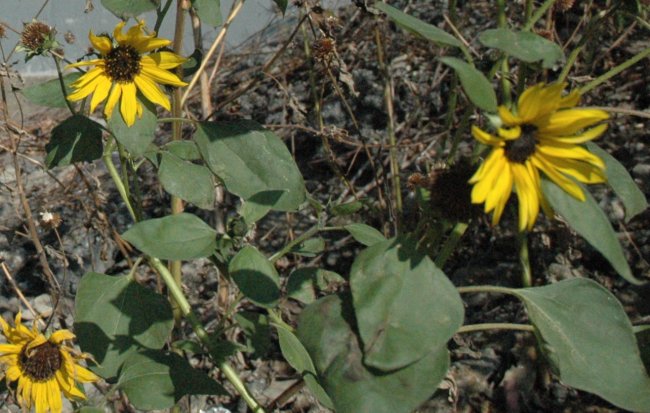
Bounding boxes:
[0,24,6,39]
[40,211,62,230]
[312,37,336,62]
[64,31,76,44]
[555,0,575,12]
[19,21,58,59]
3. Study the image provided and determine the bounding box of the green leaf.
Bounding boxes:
[440,57,497,112]
[636,326,650,372]
[79,408,105,413]
[118,350,226,410]
[276,324,334,409]
[163,140,201,160]
[101,0,159,19]
[229,246,280,308]
[478,28,564,69]
[272,0,288,14]
[344,223,386,246]
[45,115,103,168]
[297,294,450,413]
[194,120,306,211]
[74,272,174,379]
[235,311,271,357]
[287,267,344,304]
[182,49,203,78]
[21,73,81,108]
[108,98,157,157]
[289,237,325,257]
[122,213,217,260]
[373,2,461,48]
[330,200,363,216]
[191,0,222,27]
[514,279,650,412]
[587,142,648,222]
[350,236,464,371]
[542,179,641,284]
[159,152,215,209]
[239,190,285,224]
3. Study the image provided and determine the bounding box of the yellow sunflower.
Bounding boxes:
[67,20,187,127]
[0,312,99,413]
[469,83,609,231]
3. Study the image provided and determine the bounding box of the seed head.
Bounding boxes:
[19,21,58,60]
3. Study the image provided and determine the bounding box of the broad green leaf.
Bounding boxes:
[163,140,201,160]
[542,179,641,284]
[587,142,647,222]
[239,190,285,224]
[192,0,222,27]
[194,120,306,211]
[298,294,450,413]
[235,311,271,357]
[101,0,159,18]
[273,0,288,14]
[229,246,280,308]
[276,324,334,409]
[289,237,325,257]
[344,223,386,246]
[440,57,497,112]
[514,279,650,412]
[118,350,226,410]
[287,267,344,304]
[330,200,363,216]
[108,99,157,157]
[45,115,103,168]
[74,272,173,379]
[159,152,215,209]
[636,326,650,372]
[350,236,464,371]
[479,28,564,69]
[373,2,461,48]
[122,213,217,260]
[21,73,81,108]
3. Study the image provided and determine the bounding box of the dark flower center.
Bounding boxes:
[505,124,537,163]
[104,45,141,83]
[19,341,62,381]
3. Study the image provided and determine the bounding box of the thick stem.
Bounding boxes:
[518,230,533,287]
[579,46,650,95]
[434,222,468,269]
[523,0,558,31]
[457,323,535,334]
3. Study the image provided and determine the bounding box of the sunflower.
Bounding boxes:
[0,312,99,413]
[66,20,187,127]
[469,82,609,231]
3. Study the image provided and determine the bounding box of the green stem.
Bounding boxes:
[518,230,533,287]
[52,55,75,115]
[434,222,468,268]
[456,285,516,295]
[154,0,174,34]
[149,258,266,413]
[557,45,584,84]
[268,309,295,333]
[269,224,322,263]
[102,138,137,222]
[523,0,557,31]
[457,323,535,334]
[579,46,650,95]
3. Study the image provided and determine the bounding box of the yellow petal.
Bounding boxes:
[471,125,503,146]
[74,363,100,383]
[559,90,580,108]
[532,154,585,201]
[0,343,22,354]
[65,58,103,69]
[26,334,48,352]
[540,108,609,136]
[536,142,605,169]
[140,65,188,87]
[518,83,565,123]
[134,74,170,110]
[144,52,187,69]
[469,149,506,196]
[48,379,63,413]
[89,31,112,55]
[498,105,521,126]
[497,125,521,140]
[89,74,113,112]
[113,20,127,44]
[69,66,105,91]
[18,376,32,408]
[6,364,21,381]
[34,382,47,413]
[542,155,606,184]
[512,163,540,231]
[538,123,608,145]
[120,82,138,127]
[104,83,122,120]
[50,329,75,344]
[134,37,172,53]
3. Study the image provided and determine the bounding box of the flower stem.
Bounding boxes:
[149,258,266,413]
[269,223,323,263]
[522,0,557,31]
[579,46,650,95]
[518,230,533,287]
[434,222,468,269]
[102,138,137,222]
[456,285,516,295]
[457,323,535,334]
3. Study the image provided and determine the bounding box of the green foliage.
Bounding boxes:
[514,279,650,412]
[440,57,498,112]
[350,236,464,371]
[235,311,272,357]
[45,115,103,168]
[272,0,288,15]
[108,99,157,157]
[298,294,450,413]
[163,140,202,160]
[542,179,641,284]
[478,28,564,68]
[117,350,226,410]
[192,0,222,27]
[373,2,461,48]
[159,152,215,209]
[330,200,364,216]
[21,73,80,108]
[587,142,648,222]
[74,272,174,379]
[289,237,325,257]
[239,190,286,224]
[344,223,386,246]
[122,213,217,260]
[195,120,306,211]
[101,0,159,19]
[229,246,281,308]
[287,267,344,304]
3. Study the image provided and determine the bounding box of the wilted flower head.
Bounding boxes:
[19,21,58,60]
[469,83,609,231]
